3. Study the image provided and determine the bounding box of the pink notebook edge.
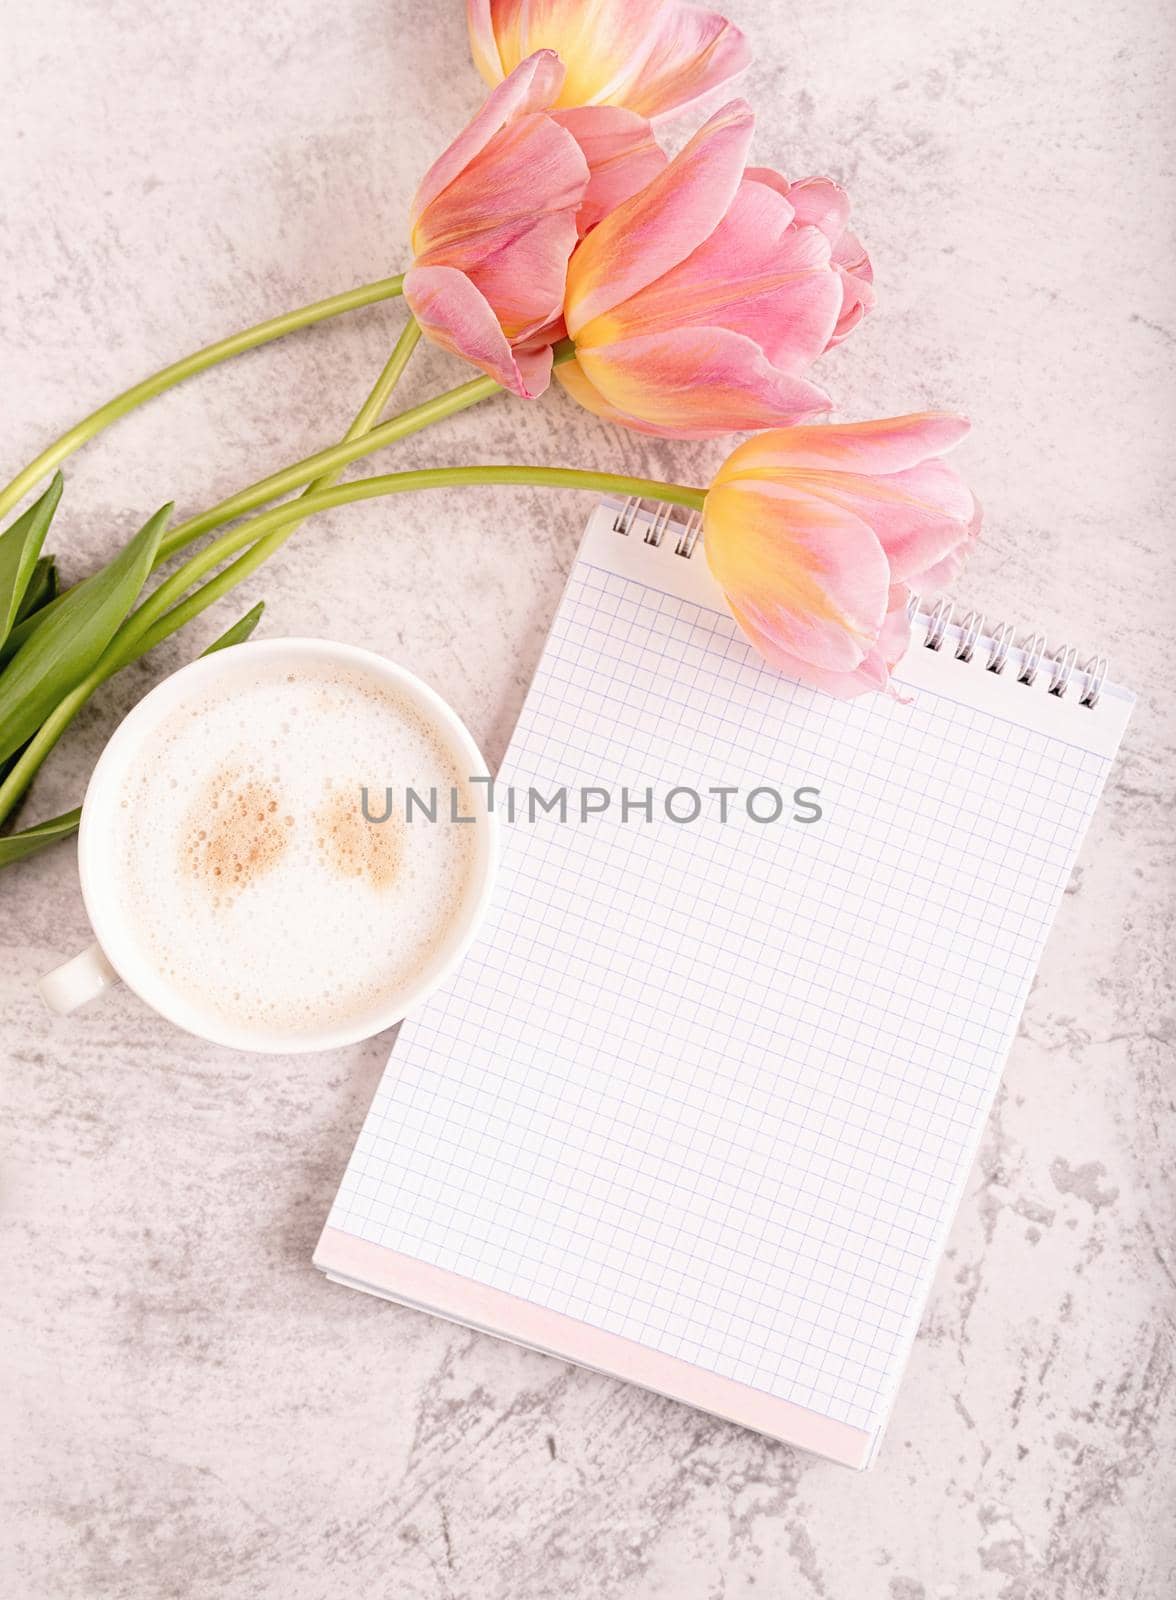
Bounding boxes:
[313,1224,876,1469]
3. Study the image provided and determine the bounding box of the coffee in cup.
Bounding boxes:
[39,640,497,1052]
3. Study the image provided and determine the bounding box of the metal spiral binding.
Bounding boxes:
[955,609,984,663]
[643,502,674,548]
[611,495,701,559]
[674,510,702,559]
[1017,632,1047,686]
[611,496,640,536]
[615,500,1111,709]
[902,587,1108,710]
[1047,644,1077,697]
[923,598,954,652]
[988,619,1015,675]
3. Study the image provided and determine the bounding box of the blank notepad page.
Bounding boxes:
[318,502,1131,1467]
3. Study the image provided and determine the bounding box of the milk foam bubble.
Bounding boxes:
[109,660,477,1039]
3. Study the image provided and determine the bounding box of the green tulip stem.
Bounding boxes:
[0,274,406,529]
[124,465,707,664]
[0,464,705,826]
[230,315,424,569]
[156,357,497,564]
[311,316,423,489]
[10,322,467,647]
[155,334,581,565]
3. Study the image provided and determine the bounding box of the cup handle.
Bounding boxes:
[39,942,120,1014]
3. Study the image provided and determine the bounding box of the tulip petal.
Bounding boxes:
[877,592,914,666]
[552,353,637,427]
[917,498,983,590]
[415,124,583,340]
[468,0,507,84]
[747,170,850,242]
[412,108,588,267]
[411,51,566,228]
[704,480,892,669]
[563,100,754,335]
[765,459,978,585]
[730,605,895,697]
[834,226,873,282]
[468,0,749,121]
[407,54,594,388]
[511,341,557,397]
[615,3,751,121]
[468,0,665,109]
[404,265,554,398]
[829,252,876,345]
[712,414,972,481]
[551,106,668,233]
[745,171,875,345]
[460,209,581,340]
[736,580,915,698]
[579,178,842,371]
[568,325,832,438]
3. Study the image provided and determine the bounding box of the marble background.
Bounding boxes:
[2,0,1173,1595]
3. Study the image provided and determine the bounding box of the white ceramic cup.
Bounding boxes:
[39,638,499,1052]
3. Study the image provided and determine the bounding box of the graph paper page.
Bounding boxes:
[320,503,1131,1463]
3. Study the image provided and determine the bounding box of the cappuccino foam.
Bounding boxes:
[108,660,478,1040]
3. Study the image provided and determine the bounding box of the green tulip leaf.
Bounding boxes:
[0,805,81,867]
[0,474,63,650]
[1,564,65,667]
[0,501,171,766]
[13,554,59,628]
[201,599,265,655]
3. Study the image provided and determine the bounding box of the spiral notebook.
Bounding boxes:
[316,499,1132,1468]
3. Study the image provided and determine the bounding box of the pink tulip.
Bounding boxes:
[556,102,873,438]
[746,170,876,345]
[404,52,665,398]
[468,0,750,122]
[703,414,980,697]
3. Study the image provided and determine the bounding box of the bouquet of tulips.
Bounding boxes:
[0,0,979,869]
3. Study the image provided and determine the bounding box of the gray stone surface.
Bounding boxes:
[2,1,1173,1595]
